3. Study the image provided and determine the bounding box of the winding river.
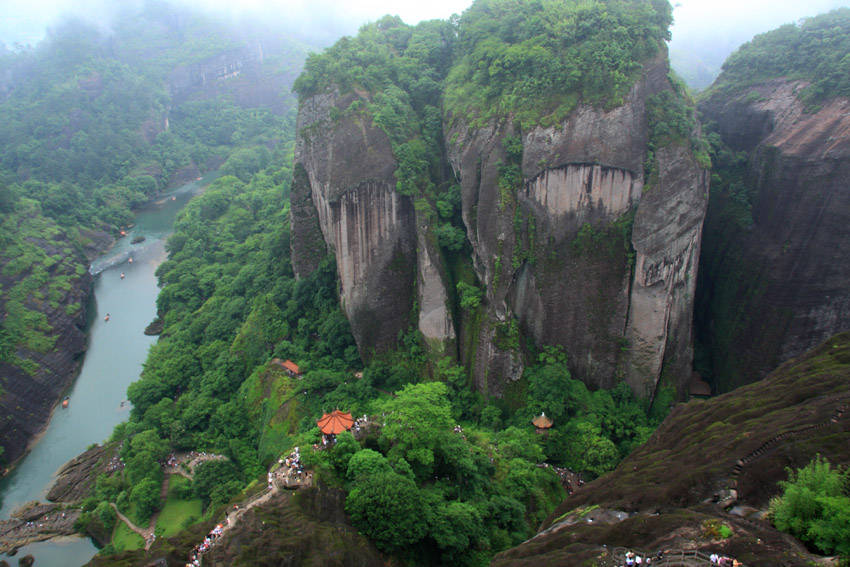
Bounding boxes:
[0,177,207,566]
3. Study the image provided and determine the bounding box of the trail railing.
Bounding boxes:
[612,547,744,567]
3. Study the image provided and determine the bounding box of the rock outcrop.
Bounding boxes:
[697,80,850,391]
[46,444,117,503]
[291,54,708,397]
[168,39,302,116]
[446,54,707,397]
[0,502,81,554]
[0,226,101,467]
[291,91,453,356]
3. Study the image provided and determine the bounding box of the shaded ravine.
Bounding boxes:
[0,178,207,566]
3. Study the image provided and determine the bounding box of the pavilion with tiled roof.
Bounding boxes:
[533,412,553,434]
[317,409,354,435]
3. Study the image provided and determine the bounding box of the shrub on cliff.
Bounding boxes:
[445,0,673,127]
[769,455,850,555]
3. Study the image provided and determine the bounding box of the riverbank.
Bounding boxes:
[0,177,208,566]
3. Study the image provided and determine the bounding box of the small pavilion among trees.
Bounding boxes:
[317,409,354,435]
[533,412,553,435]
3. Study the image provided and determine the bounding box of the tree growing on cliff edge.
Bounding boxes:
[769,455,850,555]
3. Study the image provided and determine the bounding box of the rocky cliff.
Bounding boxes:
[168,39,302,116]
[0,224,110,466]
[697,80,850,392]
[290,91,451,356]
[292,54,707,398]
[446,54,708,397]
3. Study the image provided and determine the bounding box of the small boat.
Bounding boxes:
[104,313,110,322]
[62,397,69,409]
[120,273,125,279]
[128,257,133,263]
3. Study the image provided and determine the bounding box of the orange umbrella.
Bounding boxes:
[317,409,355,434]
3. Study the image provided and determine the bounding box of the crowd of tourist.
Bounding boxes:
[105,454,124,473]
[620,550,742,567]
[276,447,309,487]
[184,521,227,566]
[710,553,742,566]
[623,549,663,565]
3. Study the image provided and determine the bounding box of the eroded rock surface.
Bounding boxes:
[291,91,453,356]
[698,80,850,391]
[446,54,707,396]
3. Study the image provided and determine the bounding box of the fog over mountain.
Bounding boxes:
[4,0,850,89]
[669,0,850,88]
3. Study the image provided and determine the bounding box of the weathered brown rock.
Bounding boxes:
[291,91,452,356]
[47,444,115,503]
[698,80,850,391]
[0,503,80,555]
[446,54,707,396]
[490,332,850,567]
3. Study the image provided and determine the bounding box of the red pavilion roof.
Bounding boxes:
[317,409,354,435]
[532,413,553,429]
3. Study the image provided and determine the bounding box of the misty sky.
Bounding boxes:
[3,0,850,71]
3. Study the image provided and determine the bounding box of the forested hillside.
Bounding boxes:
[0,1,310,466]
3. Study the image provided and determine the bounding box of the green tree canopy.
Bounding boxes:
[769,455,850,555]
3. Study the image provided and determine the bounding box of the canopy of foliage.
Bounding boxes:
[0,2,307,389]
[445,0,673,127]
[769,455,850,555]
[706,8,850,107]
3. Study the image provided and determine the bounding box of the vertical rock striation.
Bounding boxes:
[291,91,425,356]
[290,54,707,398]
[698,80,850,391]
[446,55,708,397]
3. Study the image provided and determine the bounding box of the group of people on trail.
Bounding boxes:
[623,549,663,566]
[711,553,741,566]
[453,424,467,440]
[185,521,227,566]
[105,454,124,473]
[275,447,308,487]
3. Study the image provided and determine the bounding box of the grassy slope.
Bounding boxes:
[155,475,202,538]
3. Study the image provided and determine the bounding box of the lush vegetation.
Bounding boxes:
[445,0,673,127]
[5,0,685,562]
[71,157,670,564]
[706,8,850,107]
[0,4,304,394]
[769,455,850,555]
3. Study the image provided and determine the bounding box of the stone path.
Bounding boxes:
[186,461,312,565]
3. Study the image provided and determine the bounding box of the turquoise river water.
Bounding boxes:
[0,177,207,566]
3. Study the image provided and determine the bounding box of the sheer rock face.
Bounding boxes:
[699,80,850,390]
[291,91,455,356]
[291,56,707,397]
[0,232,103,466]
[445,55,708,397]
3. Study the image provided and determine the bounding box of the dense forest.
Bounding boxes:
[703,8,850,106]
